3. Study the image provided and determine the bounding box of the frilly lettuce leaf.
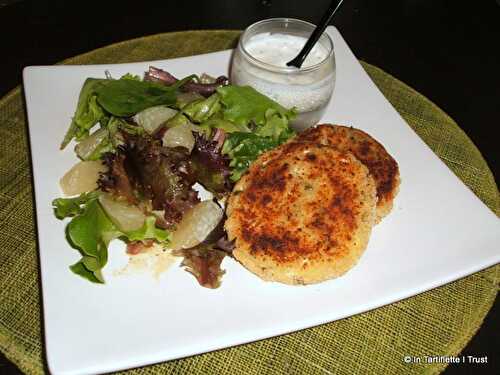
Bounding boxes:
[54,193,170,284]
[216,85,296,180]
[70,261,103,283]
[52,191,99,219]
[66,198,119,283]
[61,78,109,149]
[125,216,170,243]
[255,108,295,140]
[120,73,141,81]
[199,115,251,135]
[62,74,197,149]
[222,132,284,181]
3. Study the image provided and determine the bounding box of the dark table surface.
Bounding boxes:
[0,0,498,374]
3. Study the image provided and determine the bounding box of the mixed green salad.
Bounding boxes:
[53,66,296,288]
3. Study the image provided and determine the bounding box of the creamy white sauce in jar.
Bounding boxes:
[231,30,335,131]
[245,33,328,68]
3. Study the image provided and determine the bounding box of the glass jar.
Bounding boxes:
[230,18,336,131]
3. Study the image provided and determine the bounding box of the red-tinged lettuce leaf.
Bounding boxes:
[175,244,227,289]
[99,152,137,204]
[99,134,200,227]
[120,134,199,227]
[191,132,232,195]
[145,66,228,97]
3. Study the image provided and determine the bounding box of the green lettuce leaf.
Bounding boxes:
[55,192,170,284]
[216,85,296,180]
[176,92,204,109]
[255,108,295,141]
[124,216,170,243]
[95,75,196,117]
[199,115,251,135]
[95,80,177,117]
[217,86,296,181]
[217,85,296,127]
[182,93,221,123]
[120,73,141,81]
[52,191,99,219]
[108,116,144,137]
[70,261,104,283]
[66,198,119,283]
[61,78,109,149]
[222,132,285,181]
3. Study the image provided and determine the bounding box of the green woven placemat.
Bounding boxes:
[0,30,498,375]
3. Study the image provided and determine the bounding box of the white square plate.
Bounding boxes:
[23,27,499,375]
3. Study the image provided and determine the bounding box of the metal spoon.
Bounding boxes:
[286,0,345,69]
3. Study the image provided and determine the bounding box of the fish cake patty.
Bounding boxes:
[226,142,377,285]
[293,124,400,222]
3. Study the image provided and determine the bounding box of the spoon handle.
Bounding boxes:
[286,0,344,68]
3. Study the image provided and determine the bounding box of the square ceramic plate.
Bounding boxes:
[23,27,499,375]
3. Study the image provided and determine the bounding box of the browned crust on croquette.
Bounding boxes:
[292,124,400,222]
[226,142,377,285]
